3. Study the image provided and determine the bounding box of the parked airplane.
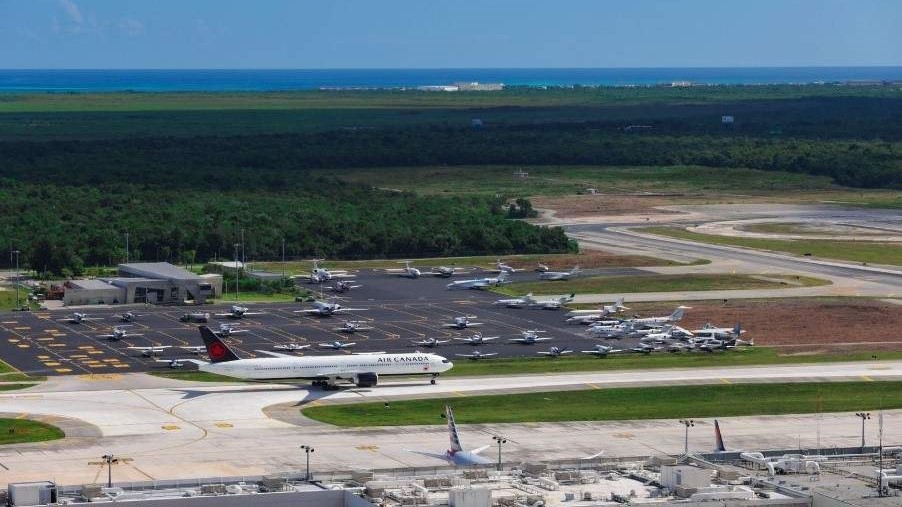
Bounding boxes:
[155,358,186,368]
[491,260,520,274]
[318,340,356,350]
[626,306,689,328]
[58,313,102,324]
[539,266,580,281]
[195,326,452,388]
[97,326,143,341]
[180,345,207,355]
[586,322,636,339]
[430,266,470,278]
[215,305,265,319]
[566,297,629,317]
[442,316,484,329]
[493,293,535,308]
[692,323,744,340]
[405,405,493,465]
[295,300,368,317]
[216,322,249,336]
[411,337,450,348]
[581,344,625,357]
[304,259,353,284]
[180,312,210,323]
[630,343,659,354]
[454,350,498,360]
[534,262,550,273]
[446,272,509,290]
[530,293,575,310]
[127,345,171,357]
[325,281,362,293]
[273,342,312,352]
[508,330,552,344]
[386,261,422,279]
[113,311,141,323]
[537,346,572,357]
[332,321,374,333]
[453,333,499,345]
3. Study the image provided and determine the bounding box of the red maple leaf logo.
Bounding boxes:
[209,342,227,360]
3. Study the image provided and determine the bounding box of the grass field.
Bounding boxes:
[0,288,34,312]
[0,419,64,445]
[494,273,829,296]
[301,381,902,426]
[0,359,44,383]
[212,290,297,303]
[638,227,902,266]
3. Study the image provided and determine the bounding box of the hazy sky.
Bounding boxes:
[1,0,900,68]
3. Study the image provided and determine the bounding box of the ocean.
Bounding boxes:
[1,67,901,92]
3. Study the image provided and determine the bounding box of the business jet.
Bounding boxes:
[442,316,484,329]
[97,326,143,341]
[453,332,499,345]
[534,262,549,273]
[127,345,171,357]
[530,293,575,310]
[58,313,102,324]
[215,305,264,319]
[490,260,520,274]
[410,338,450,348]
[625,306,689,328]
[113,311,141,323]
[273,342,312,352]
[454,350,498,360]
[430,266,471,278]
[508,330,552,344]
[405,405,493,465]
[566,297,629,318]
[446,272,509,290]
[630,343,659,354]
[691,323,745,340]
[325,280,362,293]
[537,346,572,357]
[303,259,354,284]
[539,266,580,281]
[385,261,422,278]
[194,326,452,388]
[493,293,535,308]
[318,340,356,350]
[295,300,368,317]
[155,358,186,368]
[581,344,624,357]
[332,321,374,333]
[586,322,635,339]
[216,322,249,336]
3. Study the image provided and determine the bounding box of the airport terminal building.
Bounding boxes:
[62,262,222,306]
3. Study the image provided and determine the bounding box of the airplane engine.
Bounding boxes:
[354,372,378,387]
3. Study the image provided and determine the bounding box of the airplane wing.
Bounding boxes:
[537,351,553,356]
[403,449,448,461]
[213,313,233,317]
[255,350,298,358]
[97,334,114,338]
[534,337,552,342]
[470,445,491,455]
[335,308,368,312]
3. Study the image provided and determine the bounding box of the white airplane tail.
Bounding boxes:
[497,272,508,283]
[446,405,464,453]
[670,307,685,321]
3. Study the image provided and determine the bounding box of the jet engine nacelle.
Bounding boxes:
[354,372,378,387]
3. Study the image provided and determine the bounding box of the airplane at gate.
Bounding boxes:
[405,405,493,465]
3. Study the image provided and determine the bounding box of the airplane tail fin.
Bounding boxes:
[734,323,741,336]
[670,307,685,321]
[615,297,624,308]
[199,326,241,363]
[498,272,508,283]
[571,265,580,274]
[446,405,464,453]
[714,419,726,452]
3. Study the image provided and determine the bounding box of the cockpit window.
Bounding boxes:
[442,359,450,363]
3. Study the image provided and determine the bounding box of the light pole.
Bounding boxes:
[12,249,20,310]
[281,238,286,278]
[679,419,694,454]
[492,435,508,471]
[101,454,117,487]
[124,231,129,263]
[856,412,870,450]
[233,243,240,302]
[300,445,314,481]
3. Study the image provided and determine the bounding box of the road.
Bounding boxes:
[2,361,901,484]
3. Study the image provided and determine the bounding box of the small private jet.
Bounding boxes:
[273,342,312,352]
[442,316,484,329]
[58,313,102,324]
[295,300,368,317]
[539,266,580,281]
[446,272,509,290]
[216,322,249,336]
[508,330,552,344]
[332,321,374,333]
[215,305,265,319]
[453,332,499,345]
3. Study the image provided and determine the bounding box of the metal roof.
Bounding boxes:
[118,262,201,282]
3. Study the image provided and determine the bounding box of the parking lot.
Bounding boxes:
[0,271,635,376]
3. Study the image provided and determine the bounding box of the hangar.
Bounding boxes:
[61,262,222,306]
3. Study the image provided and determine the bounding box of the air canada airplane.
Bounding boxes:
[194,326,452,388]
[405,405,493,465]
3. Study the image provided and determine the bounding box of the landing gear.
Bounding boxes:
[430,373,438,385]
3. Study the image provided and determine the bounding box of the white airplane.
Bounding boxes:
[410,337,451,348]
[155,358,186,368]
[508,330,552,344]
[581,344,625,357]
[195,326,452,388]
[215,305,265,319]
[492,293,535,308]
[640,325,688,344]
[180,346,207,355]
[430,266,471,278]
[273,342,312,352]
[216,322,249,336]
[530,293,575,310]
[385,261,422,279]
[303,259,353,284]
[446,272,509,290]
[127,345,172,357]
[325,280,362,293]
[534,262,549,273]
[405,405,493,465]
[332,321,374,333]
[295,300,368,317]
[626,306,689,328]
[180,312,210,323]
[491,260,520,274]
[97,326,143,341]
[539,265,580,281]
[454,350,498,360]
[630,343,659,354]
[318,340,356,350]
[586,322,636,339]
[58,313,102,324]
[691,323,745,340]
[566,297,629,317]
[537,346,572,357]
[113,311,141,323]
[442,316,484,329]
[453,332,499,345]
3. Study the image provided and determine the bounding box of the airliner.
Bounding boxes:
[194,326,452,389]
[405,405,494,465]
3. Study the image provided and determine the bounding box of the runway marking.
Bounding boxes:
[586,383,601,389]
[356,444,379,451]
[15,412,28,419]
[1,321,17,324]
[452,391,466,397]
[861,375,874,382]
[54,368,72,373]
[868,366,891,370]
[13,327,30,331]
[214,422,233,428]
[161,425,181,431]
[719,378,733,384]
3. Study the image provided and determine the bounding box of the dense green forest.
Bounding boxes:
[0,86,900,274]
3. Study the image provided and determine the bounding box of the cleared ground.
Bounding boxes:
[301,381,902,426]
[497,273,829,296]
[0,418,64,445]
[638,226,902,266]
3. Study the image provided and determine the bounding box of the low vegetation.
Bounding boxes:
[0,419,64,445]
[301,381,902,426]
[638,227,902,266]
[495,273,829,296]
[0,359,43,383]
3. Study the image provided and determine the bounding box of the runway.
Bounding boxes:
[1,361,901,484]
